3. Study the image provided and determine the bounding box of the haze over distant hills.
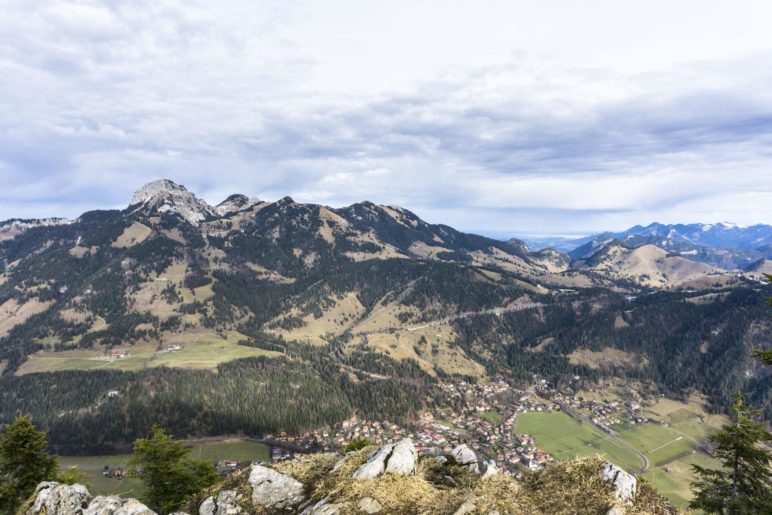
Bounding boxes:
[518,222,772,270]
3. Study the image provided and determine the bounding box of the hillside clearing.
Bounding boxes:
[16,330,280,375]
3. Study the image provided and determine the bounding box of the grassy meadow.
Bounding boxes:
[515,412,644,472]
[17,330,280,375]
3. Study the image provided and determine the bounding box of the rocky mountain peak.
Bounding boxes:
[130,179,189,205]
[129,179,215,225]
[214,194,261,216]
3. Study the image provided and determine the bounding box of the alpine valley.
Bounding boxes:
[0,179,770,466]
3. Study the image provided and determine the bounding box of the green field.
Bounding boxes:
[59,439,270,497]
[517,412,723,509]
[58,454,143,498]
[478,411,503,425]
[642,451,721,509]
[515,412,644,472]
[618,424,695,466]
[17,331,280,375]
[186,439,271,463]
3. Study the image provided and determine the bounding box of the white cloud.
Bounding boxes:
[0,0,771,235]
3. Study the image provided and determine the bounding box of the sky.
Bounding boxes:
[1,0,772,238]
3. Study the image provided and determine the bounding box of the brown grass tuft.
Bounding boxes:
[183,451,678,514]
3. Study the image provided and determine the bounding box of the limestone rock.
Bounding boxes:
[199,497,216,515]
[453,500,477,515]
[481,459,499,479]
[25,482,91,515]
[248,464,305,509]
[85,496,156,514]
[384,438,417,475]
[606,506,625,515]
[352,443,394,480]
[198,490,242,515]
[130,179,215,224]
[353,439,418,480]
[451,444,479,473]
[300,499,348,514]
[603,463,637,502]
[358,497,383,513]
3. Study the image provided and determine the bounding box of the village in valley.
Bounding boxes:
[260,377,657,475]
[91,375,721,509]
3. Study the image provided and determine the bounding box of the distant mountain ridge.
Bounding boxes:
[519,222,772,270]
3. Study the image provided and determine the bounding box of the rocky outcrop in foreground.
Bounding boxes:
[20,482,155,514]
[22,439,674,514]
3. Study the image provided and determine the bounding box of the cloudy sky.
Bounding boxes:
[1,0,772,238]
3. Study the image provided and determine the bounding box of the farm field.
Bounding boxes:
[58,454,142,499]
[514,412,643,472]
[642,451,721,509]
[643,395,727,442]
[16,330,280,375]
[617,424,695,467]
[615,419,725,509]
[186,438,271,463]
[59,439,270,497]
[517,408,724,509]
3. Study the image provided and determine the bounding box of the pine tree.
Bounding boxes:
[690,393,772,513]
[130,424,219,514]
[0,416,58,513]
[752,274,772,365]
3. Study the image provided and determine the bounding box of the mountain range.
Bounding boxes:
[519,222,772,271]
[0,179,769,454]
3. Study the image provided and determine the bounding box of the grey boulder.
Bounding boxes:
[352,439,417,480]
[451,444,479,474]
[384,439,417,475]
[248,464,306,509]
[481,459,499,479]
[85,496,156,514]
[358,497,383,513]
[300,499,348,514]
[24,482,91,515]
[603,463,637,502]
[198,489,243,515]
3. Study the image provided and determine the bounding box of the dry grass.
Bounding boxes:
[268,292,366,345]
[587,244,719,288]
[362,326,485,378]
[614,313,631,328]
[0,298,54,338]
[112,222,153,248]
[569,347,647,370]
[523,456,676,515]
[209,450,677,514]
[282,447,458,513]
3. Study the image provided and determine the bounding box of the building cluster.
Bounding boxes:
[412,380,559,473]
[97,378,659,484]
[556,391,648,429]
[265,417,411,454]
